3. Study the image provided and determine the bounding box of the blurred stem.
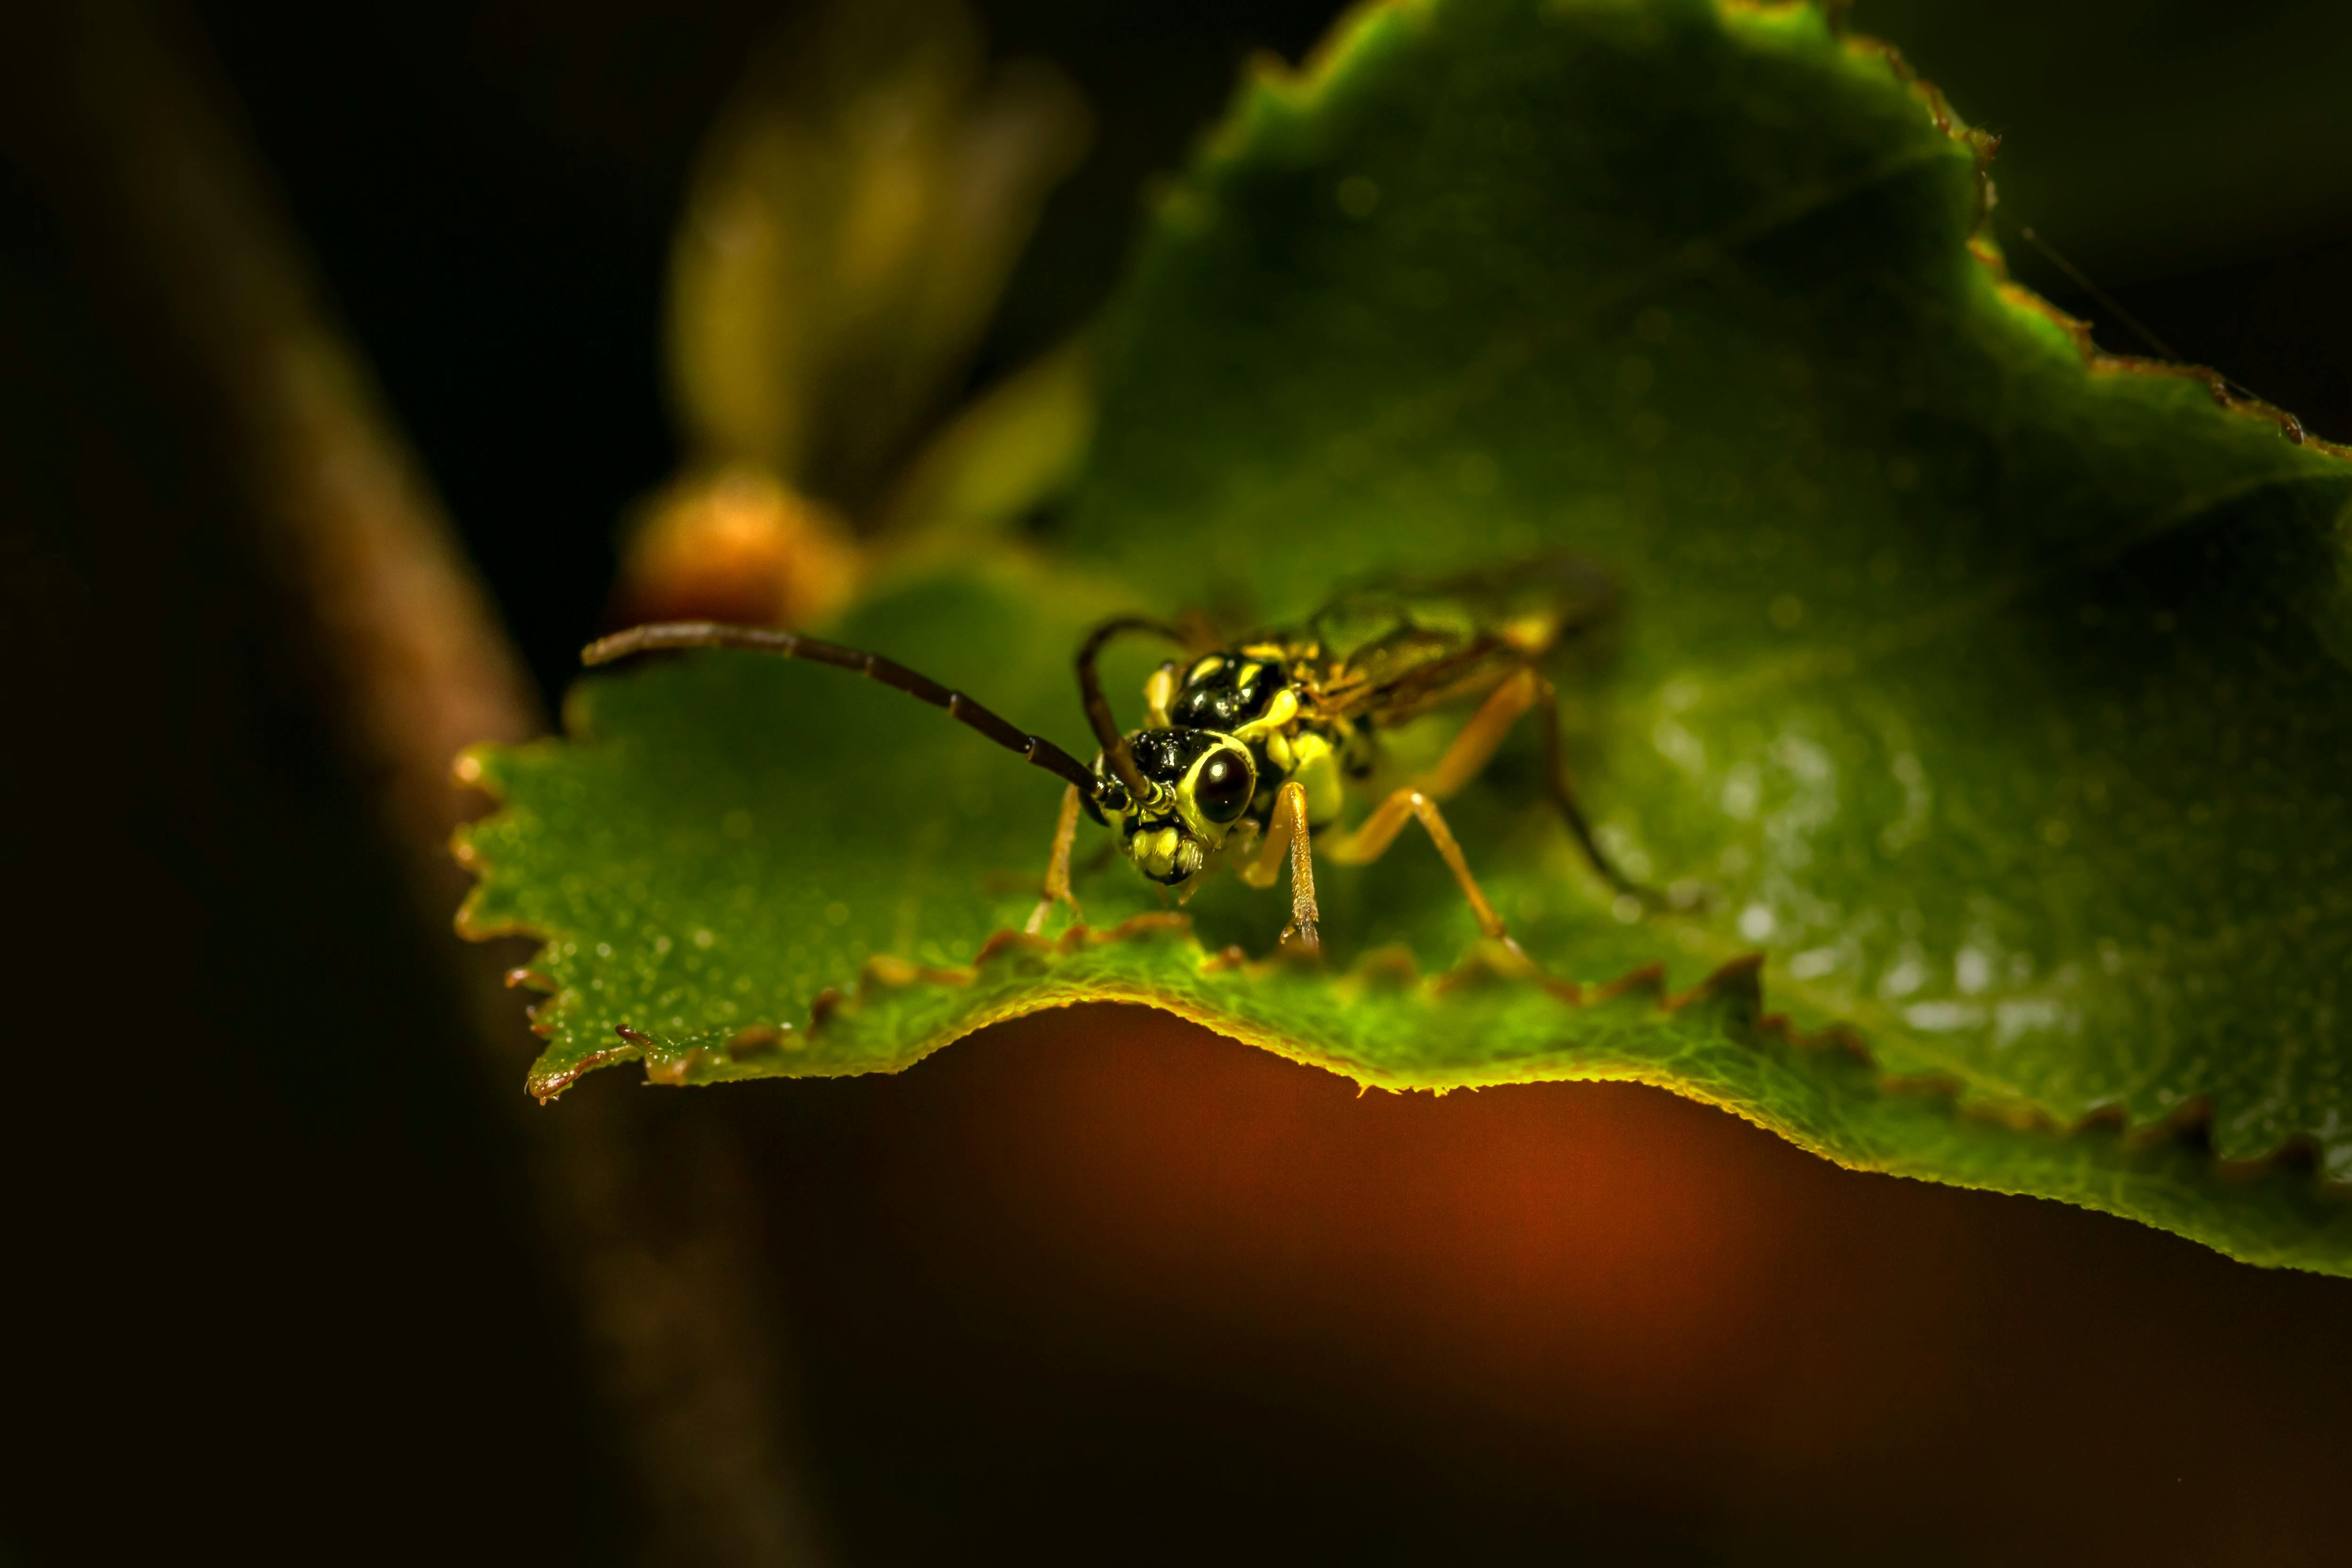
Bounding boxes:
[0,3,824,1562]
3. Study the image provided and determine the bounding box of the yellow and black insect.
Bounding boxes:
[583,556,1637,957]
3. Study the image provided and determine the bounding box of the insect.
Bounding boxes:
[583,556,1639,957]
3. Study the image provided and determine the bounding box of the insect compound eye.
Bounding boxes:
[1190,746,1256,824]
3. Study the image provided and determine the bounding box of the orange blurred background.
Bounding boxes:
[725,1004,2352,1562]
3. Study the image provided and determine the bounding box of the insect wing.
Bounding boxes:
[1300,555,1618,726]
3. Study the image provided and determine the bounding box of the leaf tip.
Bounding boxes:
[527,1031,647,1103]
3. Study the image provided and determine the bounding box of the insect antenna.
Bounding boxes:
[1075,616,1188,802]
[583,621,1120,808]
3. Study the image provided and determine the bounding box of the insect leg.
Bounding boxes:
[1024,784,1086,935]
[1234,780,1321,953]
[1418,663,1644,899]
[1530,674,1645,898]
[1325,789,1523,958]
[1416,665,1541,798]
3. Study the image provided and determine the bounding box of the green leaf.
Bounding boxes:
[458,0,2352,1273]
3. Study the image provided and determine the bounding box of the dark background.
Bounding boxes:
[6,2,2352,1563]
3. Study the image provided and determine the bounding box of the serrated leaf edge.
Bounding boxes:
[1181,0,2348,461]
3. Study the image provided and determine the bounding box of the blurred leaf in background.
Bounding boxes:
[615,0,1094,629]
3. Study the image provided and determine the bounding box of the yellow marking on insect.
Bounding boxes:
[1232,685,1300,744]
[1143,663,1179,726]
[1287,732,1345,823]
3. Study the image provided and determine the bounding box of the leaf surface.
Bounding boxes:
[459,0,2352,1272]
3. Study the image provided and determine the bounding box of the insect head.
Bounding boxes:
[1086,725,1257,885]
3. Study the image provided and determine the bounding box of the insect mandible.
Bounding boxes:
[583,555,1642,957]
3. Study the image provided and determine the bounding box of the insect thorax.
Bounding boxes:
[1161,649,1361,825]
